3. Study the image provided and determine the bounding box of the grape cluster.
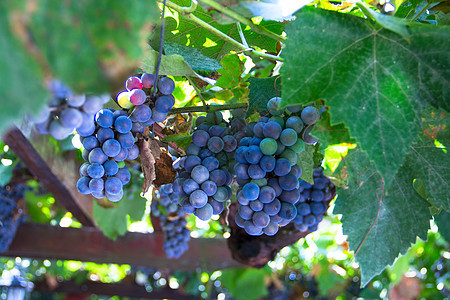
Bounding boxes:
[152,184,191,259]
[0,184,26,253]
[116,73,176,131]
[294,168,334,233]
[76,108,136,202]
[32,80,109,140]
[234,98,323,236]
[173,111,246,221]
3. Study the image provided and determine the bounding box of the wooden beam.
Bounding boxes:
[2,127,95,226]
[34,279,191,299]
[3,223,240,270]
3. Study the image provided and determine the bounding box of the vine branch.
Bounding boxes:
[200,0,286,43]
[168,102,248,115]
[165,0,284,62]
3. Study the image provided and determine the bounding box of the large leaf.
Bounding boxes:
[141,49,196,76]
[12,0,160,93]
[281,8,449,187]
[93,187,147,240]
[164,0,284,60]
[247,77,281,117]
[435,210,450,243]
[296,144,316,183]
[0,6,49,135]
[163,42,222,72]
[334,148,432,286]
[313,110,356,151]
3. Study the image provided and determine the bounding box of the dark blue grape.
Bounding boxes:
[244,220,262,236]
[311,190,324,202]
[222,135,237,152]
[115,168,131,185]
[60,108,83,129]
[186,144,200,156]
[279,173,298,191]
[157,77,175,95]
[304,214,316,226]
[242,183,260,201]
[106,189,123,202]
[274,159,291,176]
[95,109,114,128]
[209,198,224,215]
[234,164,249,180]
[114,116,133,133]
[248,165,265,179]
[82,96,103,115]
[141,73,156,88]
[192,130,209,147]
[239,137,251,146]
[210,169,227,186]
[310,202,325,214]
[245,145,263,164]
[105,177,123,195]
[268,178,282,197]
[102,139,122,157]
[249,200,264,212]
[118,132,135,149]
[183,179,199,194]
[77,177,91,194]
[263,199,281,216]
[235,213,245,228]
[182,198,195,214]
[253,211,270,228]
[279,189,300,204]
[260,155,276,172]
[250,137,262,146]
[295,223,309,232]
[104,160,119,176]
[279,202,297,221]
[114,148,128,162]
[259,186,276,204]
[89,178,104,192]
[263,222,279,236]
[96,128,114,143]
[237,190,249,205]
[79,162,89,177]
[208,125,225,137]
[297,203,311,216]
[189,190,208,208]
[155,96,174,113]
[263,121,282,139]
[208,137,224,153]
[83,136,99,151]
[87,163,105,178]
[191,165,209,184]
[49,120,73,140]
[126,144,139,160]
[235,146,248,164]
[253,122,265,138]
[89,148,108,164]
[301,106,319,125]
[291,165,302,178]
[238,205,253,220]
[151,108,167,122]
[201,181,217,196]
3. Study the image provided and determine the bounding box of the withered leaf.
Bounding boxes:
[138,136,161,194]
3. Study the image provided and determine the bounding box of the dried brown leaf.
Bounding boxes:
[138,136,161,194]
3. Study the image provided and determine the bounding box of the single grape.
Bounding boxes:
[242,183,260,201]
[280,128,298,147]
[87,163,105,178]
[208,136,224,153]
[286,116,304,134]
[278,173,298,191]
[263,198,281,216]
[141,73,156,89]
[60,108,83,129]
[102,139,122,157]
[66,94,86,108]
[182,198,195,214]
[259,186,276,203]
[310,202,325,214]
[126,76,143,91]
[183,178,199,194]
[279,202,297,221]
[213,186,230,202]
[253,122,265,138]
[115,168,131,185]
[250,200,264,212]
[237,190,249,205]
[126,144,139,160]
[259,155,276,172]
[192,130,210,147]
[297,203,311,216]
[117,91,133,109]
[77,177,91,195]
[304,214,316,226]
[89,178,104,192]
[259,138,278,155]
[114,116,133,133]
[311,190,325,202]
[244,220,262,236]
[155,95,174,113]
[131,106,152,123]
[79,162,89,177]
[157,77,175,95]
[262,121,282,139]
[222,135,237,152]
[280,149,298,166]
[105,177,123,195]
[83,136,99,151]
[89,148,108,164]
[209,169,227,186]
[248,164,266,180]
[253,211,270,228]
[82,96,103,115]
[113,147,128,162]
[274,159,291,176]
[103,160,119,176]
[49,120,72,140]
[106,189,124,202]
[279,189,300,204]
[118,132,135,149]
[208,125,225,137]
[96,128,115,143]
[201,181,217,196]
[184,156,201,172]
[267,97,283,116]
[301,106,320,126]
[189,190,208,208]
[194,203,214,221]
[202,157,219,171]
[245,145,263,164]
[235,212,246,228]
[95,109,114,128]
[268,177,282,197]
[239,205,253,220]
[151,108,167,122]
[263,222,279,236]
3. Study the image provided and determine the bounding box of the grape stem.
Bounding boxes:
[153,0,167,97]
[164,0,284,62]
[168,102,248,114]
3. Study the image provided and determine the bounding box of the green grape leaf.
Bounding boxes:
[297,144,316,183]
[141,49,196,76]
[220,268,269,300]
[164,0,284,59]
[18,0,159,93]
[404,139,450,212]
[0,6,49,135]
[334,148,432,287]
[215,55,244,89]
[434,210,450,243]
[313,110,356,151]
[281,7,449,187]
[247,77,281,118]
[93,188,147,240]
[163,133,192,150]
[163,42,222,72]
